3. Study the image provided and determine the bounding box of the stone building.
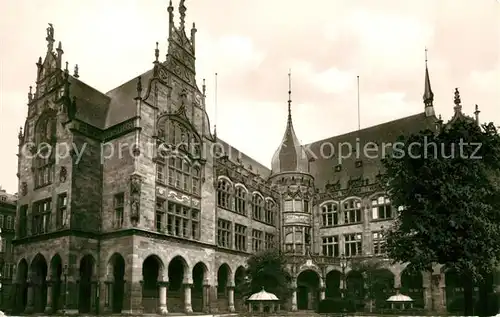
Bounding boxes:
[11,1,492,315]
[0,187,17,310]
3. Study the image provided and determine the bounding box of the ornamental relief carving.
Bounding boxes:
[283,213,310,225]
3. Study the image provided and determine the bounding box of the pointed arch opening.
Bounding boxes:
[142,255,164,313]
[167,256,188,313]
[48,254,63,313]
[297,269,321,311]
[192,262,208,312]
[13,259,28,314]
[30,253,48,313]
[107,253,125,313]
[78,254,95,314]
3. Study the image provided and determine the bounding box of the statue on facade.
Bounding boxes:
[46,23,54,41]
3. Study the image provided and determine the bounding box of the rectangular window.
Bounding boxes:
[6,216,12,230]
[371,196,392,220]
[155,198,166,232]
[56,193,67,229]
[344,233,362,256]
[18,205,28,238]
[217,218,232,248]
[343,200,362,224]
[234,223,247,251]
[113,193,125,229]
[322,236,339,257]
[252,229,263,252]
[32,198,52,235]
[166,203,200,240]
[156,164,166,184]
[265,233,275,250]
[372,231,386,255]
[284,200,293,212]
[321,203,339,227]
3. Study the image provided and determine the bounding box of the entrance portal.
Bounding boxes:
[296,270,320,311]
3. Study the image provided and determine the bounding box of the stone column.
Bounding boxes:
[319,286,326,300]
[203,284,210,313]
[227,286,235,312]
[184,283,193,313]
[158,281,168,315]
[44,279,54,314]
[291,287,298,311]
[209,285,218,313]
[431,273,445,313]
[24,279,34,314]
[394,273,401,293]
[103,281,113,314]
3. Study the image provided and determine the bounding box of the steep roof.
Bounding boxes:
[307,112,438,190]
[217,138,271,179]
[68,76,110,129]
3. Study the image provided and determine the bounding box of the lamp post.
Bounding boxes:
[63,264,68,315]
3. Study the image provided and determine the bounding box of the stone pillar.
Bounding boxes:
[319,286,326,300]
[103,281,113,314]
[291,287,298,311]
[44,279,54,314]
[209,285,218,313]
[227,286,235,312]
[184,283,193,313]
[24,279,34,314]
[203,284,210,313]
[158,281,168,315]
[431,273,445,313]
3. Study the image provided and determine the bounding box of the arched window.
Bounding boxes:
[371,196,392,220]
[33,114,56,188]
[234,186,247,215]
[343,199,362,224]
[265,200,276,226]
[321,202,339,227]
[192,166,201,196]
[252,194,264,221]
[217,179,232,210]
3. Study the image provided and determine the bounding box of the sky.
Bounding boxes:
[0,0,499,194]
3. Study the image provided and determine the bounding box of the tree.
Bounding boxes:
[349,259,394,312]
[237,248,292,304]
[382,119,500,316]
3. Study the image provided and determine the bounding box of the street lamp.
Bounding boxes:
[63,264,68,314]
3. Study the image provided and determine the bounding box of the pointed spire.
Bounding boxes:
[28,86,33,103]
[168,0,174,35]
[73,64,79,78]
[18,126,23,140]
[287,69,292,124]
[136,76,143,99]
[154,42,159,62]
[454,88,462,113]
[202,78,206,96]
[423,48,435,116]
[179,0,187,29]
[474,104,480,124]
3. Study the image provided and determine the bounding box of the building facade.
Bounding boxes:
[0,187,17,311]
[11,1,492,315]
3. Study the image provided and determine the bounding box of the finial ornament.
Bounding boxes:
[73,64,79,78]
[287,69,292,123]
[179,0,186,29]
[136,76,143,97]
[46,23,54,42]
[65,61,69,73]
[454,88,461,105]
[425,47,428,64]
[155,42,159,62]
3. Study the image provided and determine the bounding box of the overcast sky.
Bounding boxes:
[0,0,499,194]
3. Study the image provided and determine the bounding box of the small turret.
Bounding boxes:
[423,48,435,117]
[191,23,197,53]
[56,41,64,69]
